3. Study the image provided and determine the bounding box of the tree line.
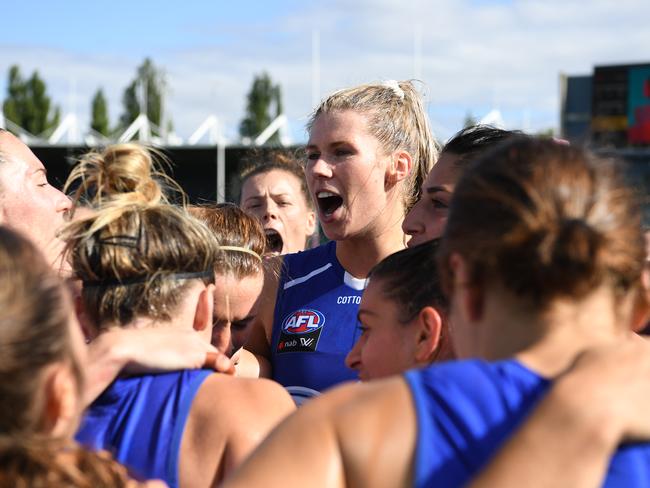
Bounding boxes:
[1,58,283,143]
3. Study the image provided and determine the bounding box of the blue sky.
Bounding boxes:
[3,1,304,53]
[1,0,647,143]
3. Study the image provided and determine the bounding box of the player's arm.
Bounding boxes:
[180,375,295,487]
[471,336,650,488]
[83,327,232,406]
[223,377,416,488]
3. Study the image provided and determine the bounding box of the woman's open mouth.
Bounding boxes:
[265,229,284,254]
[316,191,343,218]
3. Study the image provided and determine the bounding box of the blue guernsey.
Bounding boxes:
[76,369,212,488]
[271,241,365,393]
[405,359,650,487]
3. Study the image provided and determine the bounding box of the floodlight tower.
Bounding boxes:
[312,29,320,108]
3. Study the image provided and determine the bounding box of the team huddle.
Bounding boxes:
[0,80,649,487]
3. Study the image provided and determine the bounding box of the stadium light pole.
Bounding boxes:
[414,24,422,81]
[312,29,320,108]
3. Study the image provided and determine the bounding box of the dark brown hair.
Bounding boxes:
[439,137,645,309]
[369,239,452,362]
[370,239,446,323]
[442,125,521,170]
[0,226,83,435]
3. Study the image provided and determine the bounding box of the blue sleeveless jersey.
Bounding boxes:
[405,359,650,487]
[76,369,212,488]
[271,241,365,393]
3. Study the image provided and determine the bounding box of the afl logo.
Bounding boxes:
[282,309,325,334]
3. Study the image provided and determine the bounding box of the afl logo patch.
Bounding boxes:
[282,309,325,335]
[277,309,325,354]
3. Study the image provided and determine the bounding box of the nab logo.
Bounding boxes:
[282,309,325,335]
[277,309,325,353]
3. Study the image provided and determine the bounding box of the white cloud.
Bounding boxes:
[0,0,647,143]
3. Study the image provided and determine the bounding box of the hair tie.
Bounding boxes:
[381,80,405,100]
[219,246,263,263]
[83,269,214,288]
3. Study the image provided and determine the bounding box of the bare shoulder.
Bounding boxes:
[225,377,416,488]
[329,378,416,487]
[194,373,295,422]
[180,374,294,487]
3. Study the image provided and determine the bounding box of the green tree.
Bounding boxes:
[2,66,27,127]
[239,72,283,144]
[2,65,60,136]
[118,58,167,134]
[90,88,110,136]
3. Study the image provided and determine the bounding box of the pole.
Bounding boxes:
[312,29,320,108]
[216,124,226,203]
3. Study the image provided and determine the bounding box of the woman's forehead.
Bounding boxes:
[308,110,372,146]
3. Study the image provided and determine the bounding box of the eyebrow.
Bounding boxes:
[356,308,378,322]
[244,192,292,201]
[232,315,256,324]
[305,141,350,151]
[426,186,451,195]
[32,168,47,176]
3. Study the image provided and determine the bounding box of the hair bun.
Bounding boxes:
[101,144,161,204]
[551,219,601,269]
[533,218,603,298]
[65,143,167,208]
[504,213,604,300]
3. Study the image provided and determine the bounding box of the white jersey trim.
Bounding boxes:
[343,271,368,291]
[283,263,333,290]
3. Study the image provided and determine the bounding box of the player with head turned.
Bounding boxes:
[403,124,518,246]
[345,239,453,380]
[0,225,165,487]
[0,128,235,406]
[190,203,267,371]
[66,144,294,488]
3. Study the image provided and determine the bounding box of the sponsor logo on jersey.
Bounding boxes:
[336,295,361,305]
[277,309,325,354]
[282,309,325,334]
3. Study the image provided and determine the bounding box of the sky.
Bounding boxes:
[1,0,648,144]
